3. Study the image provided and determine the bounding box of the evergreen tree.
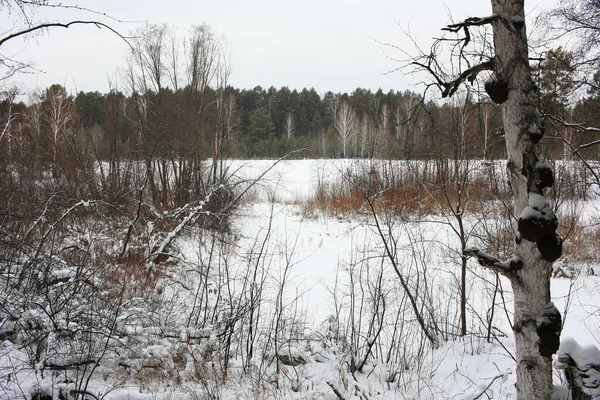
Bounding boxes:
[247,107,275,157]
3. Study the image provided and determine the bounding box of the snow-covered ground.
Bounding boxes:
[3,159,600,399]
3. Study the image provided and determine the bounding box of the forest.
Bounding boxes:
[3,0,600,399]
[9,44,600,165]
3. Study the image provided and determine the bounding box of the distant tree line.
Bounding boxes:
[7,84,511,161]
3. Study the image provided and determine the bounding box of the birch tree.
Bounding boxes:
[414,1,562,398]
[43,84,78,178]
[284,111,295,140]
[335,99,356,158]
[479,102,494,161]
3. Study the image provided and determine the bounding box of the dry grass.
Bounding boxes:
[300,170,502,219]
[560,214,600,264]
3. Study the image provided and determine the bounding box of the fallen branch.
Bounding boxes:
[464,372,510,400]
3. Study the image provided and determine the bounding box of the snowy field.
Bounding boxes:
[3,159,600,399]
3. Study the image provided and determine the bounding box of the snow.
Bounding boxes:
[3,159,600,399]
[529,192,547,210]
[556,337,600,370]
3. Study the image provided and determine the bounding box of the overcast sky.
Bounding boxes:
[1,0,548,96]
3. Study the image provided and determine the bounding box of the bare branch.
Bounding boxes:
[0,20,132,49]
[326,381,348,400]
[545,115,600,186]
[443,14,500,33]
[464,246,522,277]
[465,372,510,400]
[31,1,138,24]
[415,58,494,98]
[545,113,600,136]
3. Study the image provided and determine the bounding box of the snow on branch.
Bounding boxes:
[545,113,600,151]
[326,381,347,400]
[546,113,600,133]
[555,337,600,399]
[32,199,95,261]
[555,337,600,371]
[150,188,215,261]
[464,246,522,276]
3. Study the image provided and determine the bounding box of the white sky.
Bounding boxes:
[1,0,548,96]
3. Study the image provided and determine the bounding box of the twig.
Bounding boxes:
[326,381,348,400]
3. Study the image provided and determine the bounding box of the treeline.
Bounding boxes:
[7,84,512,160]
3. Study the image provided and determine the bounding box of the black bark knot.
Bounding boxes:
[512,19,524,31]
[533,160,554,190]
[518,193,557,242]
[537,302,562,357]
[537,232,563,263]
[485,79,509,104]
[526,122,544,143]
[523,154,554,191]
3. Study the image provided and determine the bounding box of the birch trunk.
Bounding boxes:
[490,1,557,398]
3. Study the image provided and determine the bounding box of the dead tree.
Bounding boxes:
[414,1,562,398]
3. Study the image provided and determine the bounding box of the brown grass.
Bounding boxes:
[298,161,511,219]
[301,178,501,219]
[559,214,600,263]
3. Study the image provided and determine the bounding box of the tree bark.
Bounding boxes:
[490,1,558,398]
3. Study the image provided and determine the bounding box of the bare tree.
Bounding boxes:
[335,99,356,158]
[284,111,295,140]
[213,54,232,182]
[479,101,495,161]
[544,0,600,86]
[187,24,221,111]
[42,84,78,178]
[166,26,182,91]
[414,2,563,398]
[223,92,239,141]
[132,23,168,93]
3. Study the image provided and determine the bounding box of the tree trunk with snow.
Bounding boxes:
[491,1,560,398]
[468,1,563,398]
[407,0,564,394]
[429,1,565,398]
